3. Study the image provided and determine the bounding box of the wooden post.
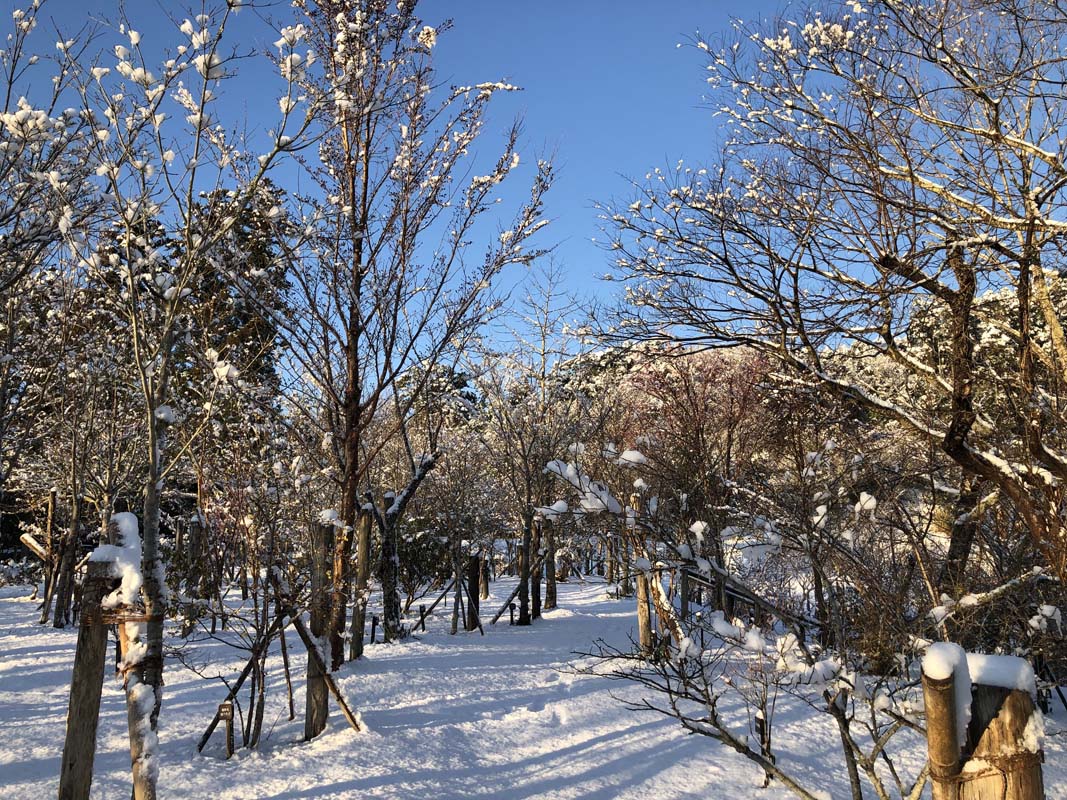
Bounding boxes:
[464,555,481,632]
[544,524,557,610]
[923,650,1045,800]
[960,684,1044,800]
[304,522,331,741]
[922,670,962,800]
[370,615,378,644]
[635,570,654,657]
[58,560,112,800]
[480,557,490,600]
[219,702,235,759]
[418,604,427,632]
[348,509,372,661]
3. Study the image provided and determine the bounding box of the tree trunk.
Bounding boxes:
[53,494,81,629]
[450,547,462,635]
[531,519,542,620]
[304,521,332,740]
[620,539,633,597]
[379,494,402,642]
[125,469,166,800]
[38,488,58,625]
[938,476,981,595]
[479,556,490,600]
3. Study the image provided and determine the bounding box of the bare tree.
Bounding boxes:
[265,0,552,669]
[475,263,591,624]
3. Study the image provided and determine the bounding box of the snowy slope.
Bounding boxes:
[1,578,1064,799]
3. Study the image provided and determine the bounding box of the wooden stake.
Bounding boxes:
[58,561,112,800]
[636,572,654,656]
[219,702,234,759]
[922,671,962,800]
[464,555,482,633]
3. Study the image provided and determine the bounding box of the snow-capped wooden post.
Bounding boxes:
[58,559,113,800]
[923,644,1045,800]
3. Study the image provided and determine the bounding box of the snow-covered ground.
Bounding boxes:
[1,577,1065,799]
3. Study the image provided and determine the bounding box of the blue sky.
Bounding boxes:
[28,0,785,300]
[422,1,785,300]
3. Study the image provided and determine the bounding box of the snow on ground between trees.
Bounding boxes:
[2,578,1066,799]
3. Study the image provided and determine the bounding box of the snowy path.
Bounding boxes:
[1,579,1065,799]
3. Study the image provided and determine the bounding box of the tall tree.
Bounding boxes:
[476,263,590,624]
[56,3,297,794]
[270,0,552,662]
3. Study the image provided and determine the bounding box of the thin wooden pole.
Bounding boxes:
[922,672,961,800]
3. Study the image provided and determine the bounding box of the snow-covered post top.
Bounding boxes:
[89,512,143,611]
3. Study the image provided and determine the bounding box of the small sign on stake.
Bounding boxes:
[219,702,234,759]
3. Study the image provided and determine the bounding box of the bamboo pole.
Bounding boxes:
[922,671,962,800]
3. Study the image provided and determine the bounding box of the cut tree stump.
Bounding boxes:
[960,684,1044,800]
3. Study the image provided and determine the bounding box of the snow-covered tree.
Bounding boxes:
[267,0,552,662]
